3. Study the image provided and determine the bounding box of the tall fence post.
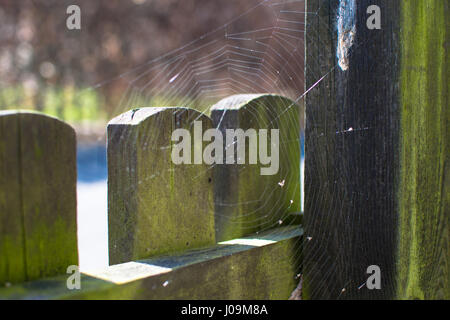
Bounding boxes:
[211,94,301,242]
[304,0,448,299]
[0,111,78,285]
[107,107,215,265]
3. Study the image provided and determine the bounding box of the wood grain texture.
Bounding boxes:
[0,111,78,285]
[0,226,302,300]
[0,112,25,285]
[211,94,301,242]
[397,0,449,300]
[107,107,215,265]
[304,0,448,299]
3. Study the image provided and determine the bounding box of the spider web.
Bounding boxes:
[76,0,346,298]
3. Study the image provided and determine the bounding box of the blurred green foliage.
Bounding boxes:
[0,86,106,122]
[0,85,216,122]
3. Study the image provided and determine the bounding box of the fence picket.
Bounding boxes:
[0,111,78,285]
[107,107,215,265]
[211,94,301,242]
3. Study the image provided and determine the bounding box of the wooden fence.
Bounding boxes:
[0,94,303,300]
[0,0,448,300]
[304,0,448,299]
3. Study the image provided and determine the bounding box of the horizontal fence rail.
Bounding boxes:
[0,227,302,299]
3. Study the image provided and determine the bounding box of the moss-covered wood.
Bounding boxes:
[211,94,301,242]
[397,0,449,300]
[304,0,448,299]
[107,107,215,265]
[0,111,25,285]
[0,226,302,300]
[0,111,78,286]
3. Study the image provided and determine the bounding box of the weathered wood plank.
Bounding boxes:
[0,112,25,285]
[304,0,448,299]
[397,0,449,300]
[108,107,215,265]
[0,111,78,285]
[211,94,301,242]
[0,226,302,300]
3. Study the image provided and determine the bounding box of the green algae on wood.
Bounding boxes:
[304,0,448,299]
[81,229,300,299]
[0,113,25,285]
[107,107,215,265]
[0,226,302,300]
[397,0,449,300]
[211,94,301,242]
[0,111,78,285]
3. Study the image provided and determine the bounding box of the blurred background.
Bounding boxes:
[0,0,305,122]
[0,0,305,270]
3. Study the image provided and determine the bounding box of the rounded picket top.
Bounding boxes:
[0,110,78,285]
[107,107,215,265]
[211,94,301,242]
